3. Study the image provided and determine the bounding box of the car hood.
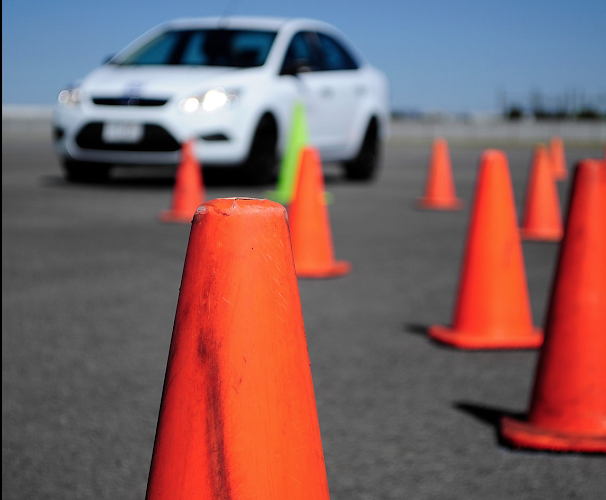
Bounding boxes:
[81,65,244,98]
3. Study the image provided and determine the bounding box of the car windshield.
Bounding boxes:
[117,29,277,68]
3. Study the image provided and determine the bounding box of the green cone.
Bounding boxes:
[265,100,309,205]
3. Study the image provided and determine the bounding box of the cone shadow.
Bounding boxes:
[454,402,525,448]
[404,323,429,336]
[454,402,523,427]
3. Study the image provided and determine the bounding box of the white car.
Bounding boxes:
[52,17,390,183]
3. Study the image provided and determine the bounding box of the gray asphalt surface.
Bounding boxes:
[3,128,605,499]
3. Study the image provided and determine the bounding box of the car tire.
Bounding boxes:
[241,114,278,185]
[344,119,380,181]
[62,159,111,183]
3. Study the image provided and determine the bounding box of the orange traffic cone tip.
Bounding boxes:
[429,149,543,349]
[288,146,351,278]
[417,138,464,210]
[147,198,331,498]
[549,136,568,181]
[159,140,205,223]
[501,159,606,453]
[520,144,564,241]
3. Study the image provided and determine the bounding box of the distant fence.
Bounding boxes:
[3,106,605,145]
[2,105,53,132]
[389,118,606,145]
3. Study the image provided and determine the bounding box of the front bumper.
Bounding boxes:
[52,99,256,166]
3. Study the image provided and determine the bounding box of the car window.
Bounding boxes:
[181,31,208,65]
[316,33,358,71]
[119,29,277,68]
[124,31,182,65]
[280,32,322,74]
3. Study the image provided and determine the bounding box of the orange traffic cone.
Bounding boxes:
[549,136,568,180]
[287,146,351,278]
[520,144,564,241]
[146,198,331,498]
[501,159,606,452]
[428,150,543,349]
[417,138,464,210]
[159,140,205,223]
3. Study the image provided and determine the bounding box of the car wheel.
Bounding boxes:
[344,119,380,181]
[241,115,278,185]
[62,159,111,183]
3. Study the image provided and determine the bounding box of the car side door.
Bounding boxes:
[312,31,366,149]
[279,31,342,150]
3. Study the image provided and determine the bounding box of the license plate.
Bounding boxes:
[102,122,143,143]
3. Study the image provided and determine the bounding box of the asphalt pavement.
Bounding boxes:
[2,128,605,499]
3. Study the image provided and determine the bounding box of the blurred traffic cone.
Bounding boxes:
[159,140,205,223]
[266,100,309,205]
[429,150,543,349]
[501,159,606,452]
[550,136,568,180]
[520,144,564,241]
[288,147,351,278]
[146,198,331,498]
[417,138,463,210]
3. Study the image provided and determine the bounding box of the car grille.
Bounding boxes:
[75,122,180,152]
[91,97,169,106]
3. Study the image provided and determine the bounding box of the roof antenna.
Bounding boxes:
[219,0,240,27]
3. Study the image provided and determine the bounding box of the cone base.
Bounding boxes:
[520,228,563,241]
[296,260,351,279]
[159,210,194,224]
[428,324,543,350]
[416,197,464,211]
[500,416,606,453]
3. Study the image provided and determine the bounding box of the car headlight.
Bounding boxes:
[178,88,239,114]
[57,86,82,107]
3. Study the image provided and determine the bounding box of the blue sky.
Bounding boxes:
[2,0,605,112]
